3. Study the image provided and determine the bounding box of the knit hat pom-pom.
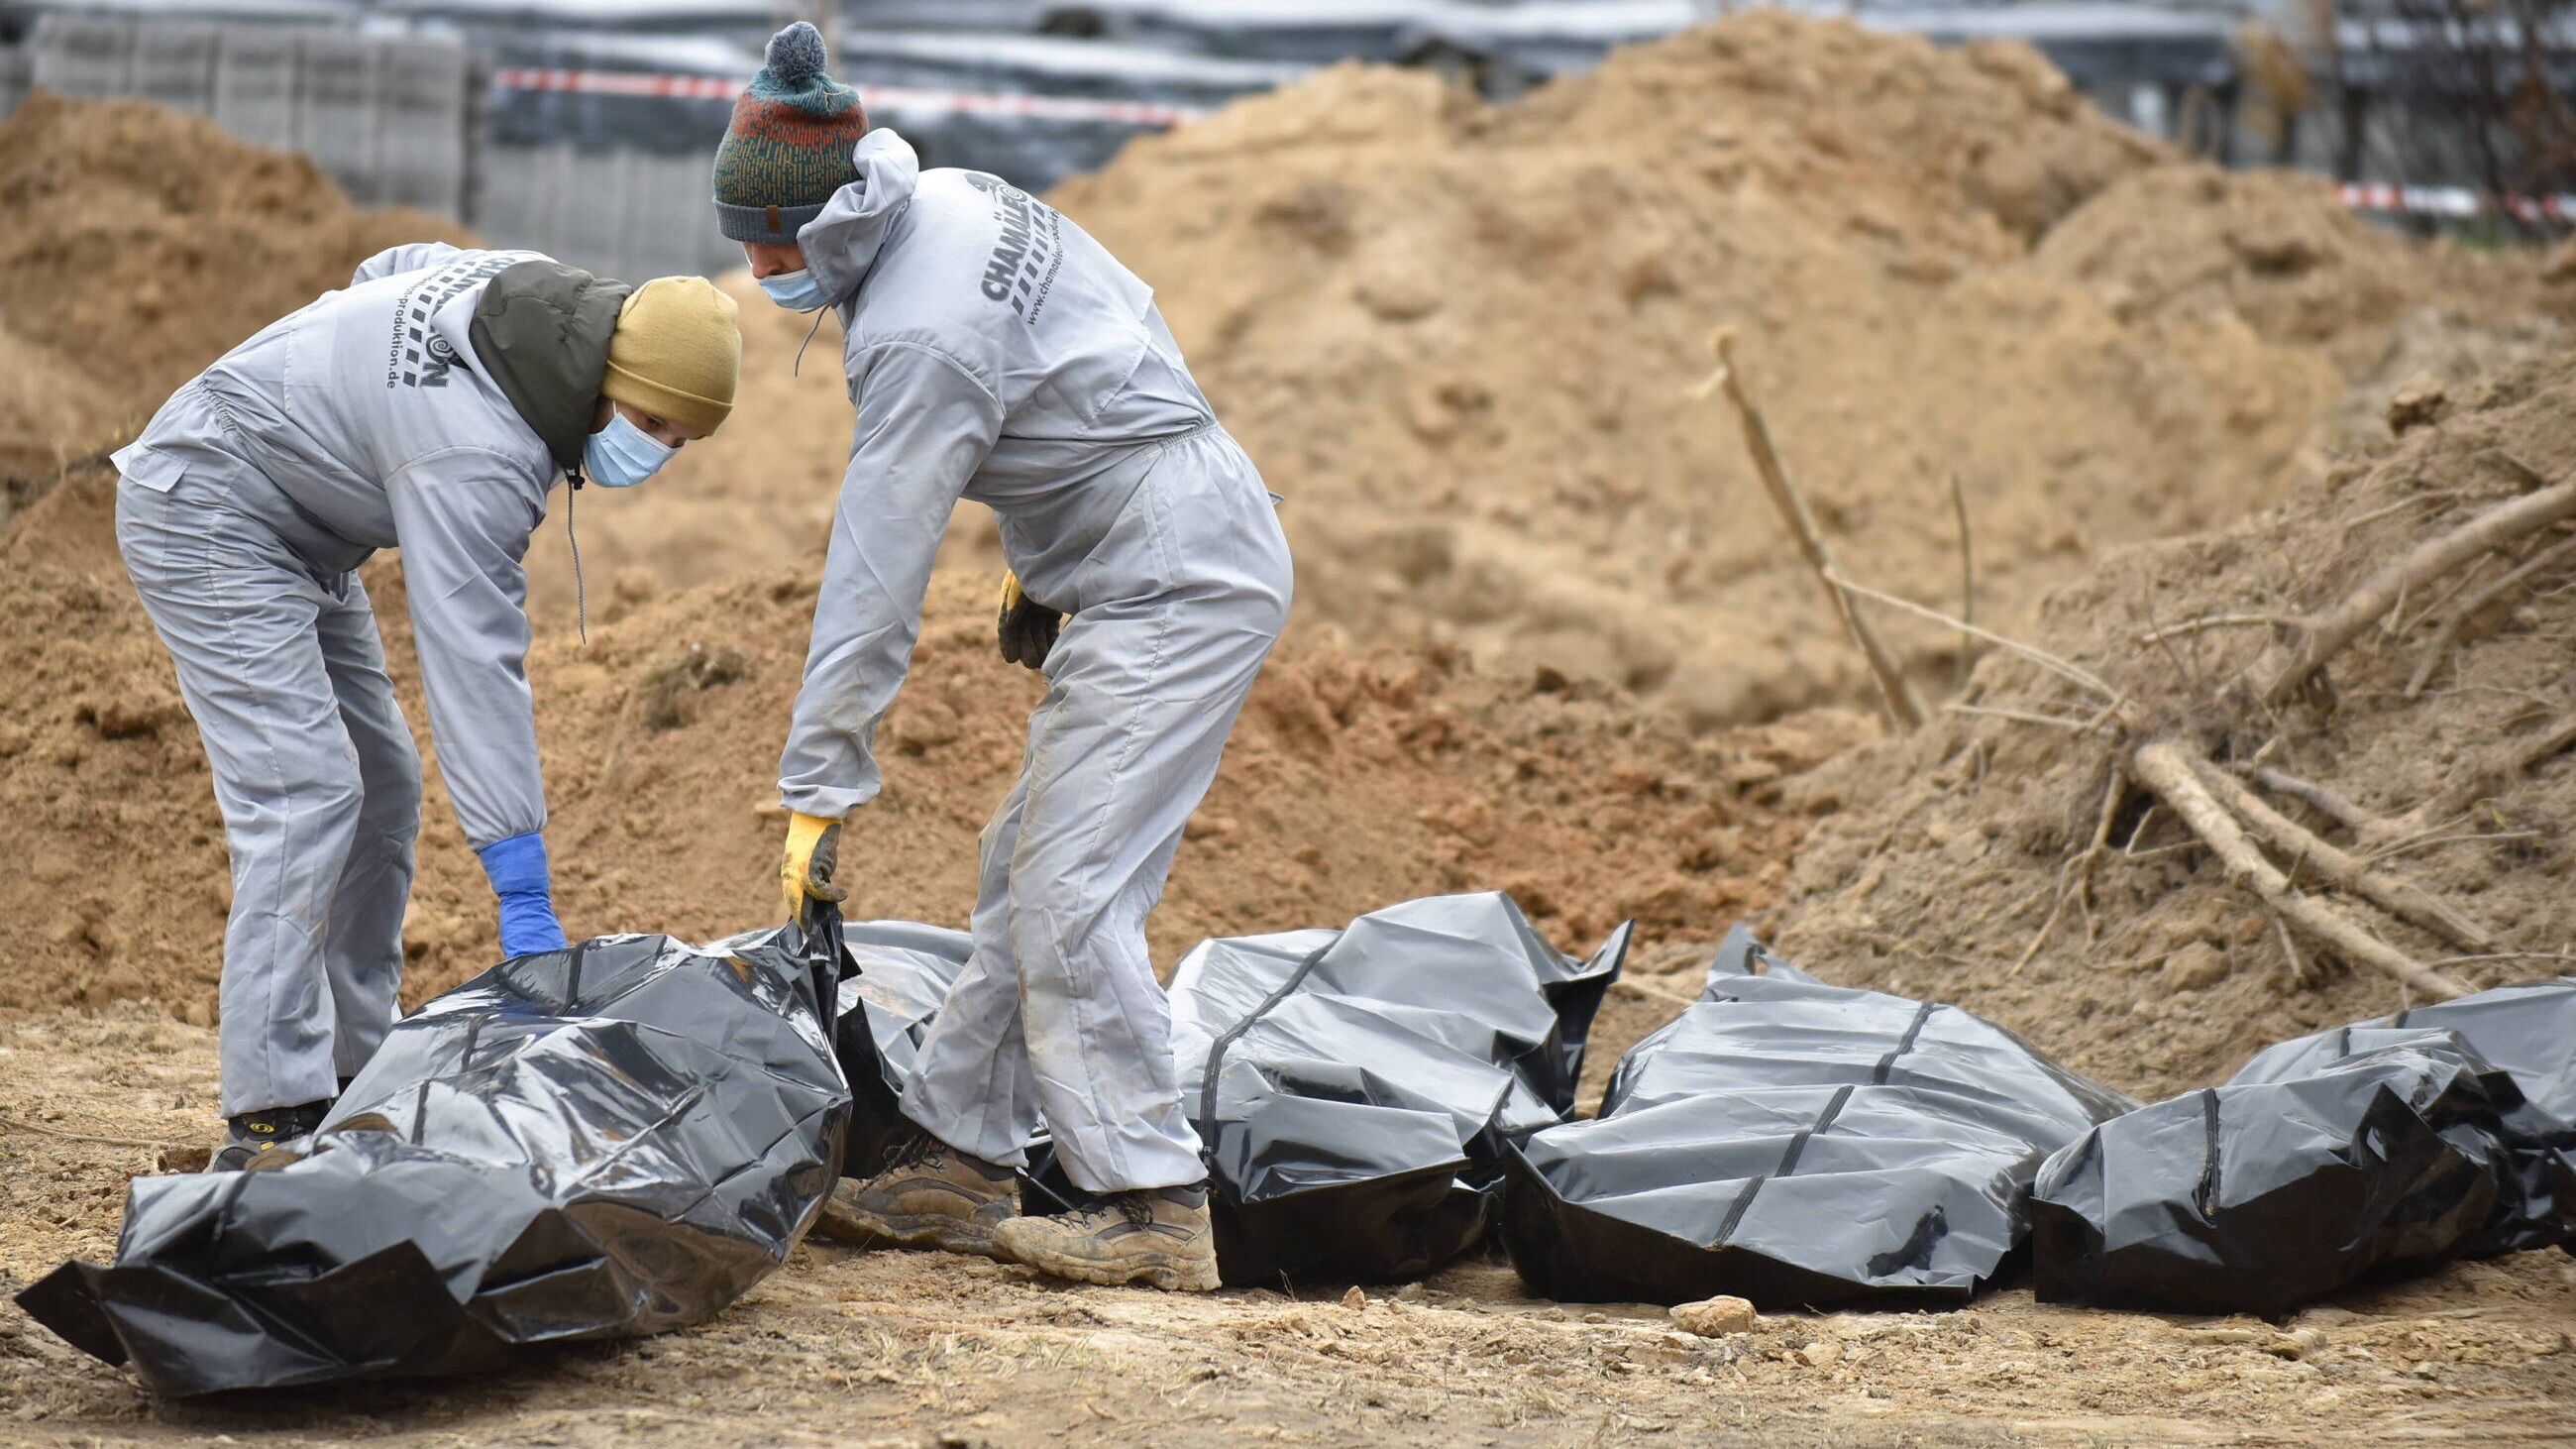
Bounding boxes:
[765,22,827,83]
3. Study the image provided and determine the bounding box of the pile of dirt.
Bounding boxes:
[554,12,2568,726]
[1770,348,2576,1100]
[0,459,1860,1019]
[1037,13,2561,725]
[0,89,470,518]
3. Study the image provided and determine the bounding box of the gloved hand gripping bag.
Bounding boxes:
[1169,892,1631,1287]
[2030,979,2576,1315]
[15,922,852,1397]
[1500,927,2135,1307]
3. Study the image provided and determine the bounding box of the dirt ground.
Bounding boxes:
[5,1005,2574,1448]
[7,15,2576,1445]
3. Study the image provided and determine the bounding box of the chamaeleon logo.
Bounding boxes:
[386,255,519,390]
[965,173,1064,324]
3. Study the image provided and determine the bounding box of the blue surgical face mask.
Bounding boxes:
[758,268,831,312]
[582,410,676,489]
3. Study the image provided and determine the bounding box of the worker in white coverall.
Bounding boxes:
[715,24,1292,1291]
[113,243,741,1170]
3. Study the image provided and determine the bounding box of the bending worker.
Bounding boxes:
[717,24,1292,1291]
[114,243,739,1170]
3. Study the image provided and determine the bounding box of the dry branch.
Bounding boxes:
[2128,740,2470,1001]
[2255,479,2576,706]
[1829,573,2125,707]
[1949,470,1976,690]
[2245,765,2376,834]
[2188,753,2498,952]
[2363,708,2576,846]
[2405,532,2576,697]
[1699,330,1925,730]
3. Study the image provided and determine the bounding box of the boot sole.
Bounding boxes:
[998,1238,1222,1292]
[814,1205,1002,1258]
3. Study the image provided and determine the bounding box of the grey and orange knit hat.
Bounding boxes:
[712,23,868,245]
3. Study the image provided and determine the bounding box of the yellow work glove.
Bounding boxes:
[997,570,1062,671]
[780,811,848,928]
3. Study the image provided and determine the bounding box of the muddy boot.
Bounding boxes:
[211,1100,331,1172]
[814,1125,1019,1257]
[992,1183,1222,1292]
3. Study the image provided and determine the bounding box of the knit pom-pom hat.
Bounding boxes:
[711,22,868,245]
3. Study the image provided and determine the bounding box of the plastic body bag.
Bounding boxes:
[1168,892,1628,1287]
[830,919,976,1177]
[2227,978,2576,1257]
[2033,981,2576,1315]
[16,923,850,1397]
[1502,927,2135,1307]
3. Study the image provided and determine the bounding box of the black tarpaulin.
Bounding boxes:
[15,923,850,1397]
[2228,978,2576,1257]
[2032,980,2576,1314]
[1501,929,2134,1307]
[829,919,975,1177]
[1169,892,1629,1286]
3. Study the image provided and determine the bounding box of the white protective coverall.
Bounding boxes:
[782,131,1293,1194]
[112,244,588,1116]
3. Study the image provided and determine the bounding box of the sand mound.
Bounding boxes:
[0,90,470,518]
[556,12,2558,727]
[0,462,1855,1019]
[1769,349,2576,1099]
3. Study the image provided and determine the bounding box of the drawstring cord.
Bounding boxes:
[564,470,588,645]
[793,306,828,377]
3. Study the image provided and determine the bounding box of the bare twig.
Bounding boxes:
[2188,753,2498,951]
[2128,739,2470,1001]
[2368,829,2541,861]
[1829,573,2124,706]
[2405,532,2576,697]
[1945,702,2095,731]
[2013,772,2123,974]
[2135,613,2293,646]
[2417,950,2576,970]
[2362,708,2576,846]
[1949,470,1977,691]
[1697,330,1925,729]
[2272,911,2313,985]
[2255,479,2576,707]
[2245,765,2376,834]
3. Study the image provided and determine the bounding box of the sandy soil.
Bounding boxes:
[5,1004,2574,1448]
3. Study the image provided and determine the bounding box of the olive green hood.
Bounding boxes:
[470,260,634,474]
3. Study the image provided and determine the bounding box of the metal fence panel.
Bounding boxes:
[0,45,31,120]
[133,24,220,117]
[294,33,381,202]
[210,26,299,151]
[29,14,136,97]
[376,39,473,215]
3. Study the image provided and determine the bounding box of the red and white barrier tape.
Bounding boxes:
[2337,181,2576,222]
[490,66,1207,128]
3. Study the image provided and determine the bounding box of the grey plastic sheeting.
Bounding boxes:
[820,893,1626,1282]
[2033,981,2576,1314]
[831,919,977,1177]
[15,924,849,1397]
[1167,892,1628,1286]
[1501,927,2135,1307]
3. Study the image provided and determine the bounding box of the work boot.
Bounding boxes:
[212,1100,331,1172]
[992,1183,1222,1292]
[814,1125,1019,1257]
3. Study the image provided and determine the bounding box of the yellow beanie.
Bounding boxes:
[601,277,740,436]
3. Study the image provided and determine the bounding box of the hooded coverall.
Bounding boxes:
[113,244,597,1117]
[783,131,1293,1194]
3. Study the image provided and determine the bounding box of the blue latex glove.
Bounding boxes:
[476,832,570,957]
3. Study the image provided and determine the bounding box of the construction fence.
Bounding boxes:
[0,14,744,280]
